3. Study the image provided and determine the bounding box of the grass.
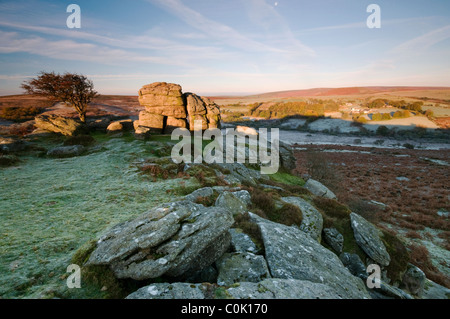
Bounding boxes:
[269,171,305,186]
[0,134,194,298]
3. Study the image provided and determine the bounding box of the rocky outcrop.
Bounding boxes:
[34,114,85,136]
[304,178,337,200]
[250,213,371,299]
[86,200,234,280]
[350,213,391,267]
[126,279,350,299]
[135,82,220,137]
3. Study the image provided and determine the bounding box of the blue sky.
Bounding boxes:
[0,0,449,95]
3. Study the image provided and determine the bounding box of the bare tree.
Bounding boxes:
[21,71,98,123]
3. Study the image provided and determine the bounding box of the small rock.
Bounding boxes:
[402,264,426,297]
[281,196,323,241]
[323,228,344,254]
[339,253,366,278]
[47,145,85,158]
[304,179,337,199]
[215,191,249,215]
[350,213,391,267]
[229,228,259,254]
[216,252,271,286]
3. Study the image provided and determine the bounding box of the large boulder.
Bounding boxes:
[281,196,323,241]
[216,252,271,286]
[250,213,371,299]
[350,213,391,267]
[138,82,186,117]
[304,179,337,200]
[135,83,221,136]
[135,111,165,134]
[86,200,234,280]
[34,114,85,136]
[185,93,221,130]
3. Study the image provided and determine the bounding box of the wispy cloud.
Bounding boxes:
[0,30,185,66]
[392,24,450,54]
[147,0,314,57]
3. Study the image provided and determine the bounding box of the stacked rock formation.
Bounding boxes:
[134,82,221,137]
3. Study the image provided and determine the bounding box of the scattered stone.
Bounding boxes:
[250,213,371,299]
[304,179,337,200]
[86,200,234,280]
[216,252,271,286]
[281,196,323,241]
[34,114,85,136]
[323,228,344,253]
[396,176,410,182]
[229,229,259,254]
[47,145,85,158]
[350,213,390,266]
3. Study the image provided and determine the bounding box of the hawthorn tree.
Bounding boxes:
[21,71,98,123]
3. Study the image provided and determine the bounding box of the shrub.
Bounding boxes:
[0,154,20,167]
[63,135,96,146]
[381,230,410,283]
[233,212,264,251]
[312,197,351,218]
[408,243,450,288]
[0,105,46,122]
[376,125,389,136]
[266,203,303,227]
[250,188,276,216]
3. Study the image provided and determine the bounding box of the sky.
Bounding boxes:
[0,0,449,96]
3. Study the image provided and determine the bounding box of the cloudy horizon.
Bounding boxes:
[1,0,449,96]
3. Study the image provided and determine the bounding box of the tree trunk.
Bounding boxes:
[79,112,86,123]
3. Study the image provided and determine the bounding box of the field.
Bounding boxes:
[215,86,450,130]
[293,144,449,285]
[0,134,199,298]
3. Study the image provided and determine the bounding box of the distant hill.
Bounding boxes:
[243,86,450,99]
